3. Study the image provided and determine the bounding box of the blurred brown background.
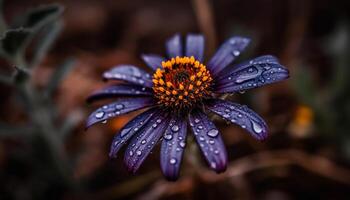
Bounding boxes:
[1,0,350,199]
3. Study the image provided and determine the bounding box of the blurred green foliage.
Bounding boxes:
[0,1,77,198]
[292,23,350,159]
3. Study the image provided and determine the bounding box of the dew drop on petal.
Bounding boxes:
[207,129,219,138]
[233,50,240,56]
[179,141,186,148]
[115,104,124,110]
[136,150,142,156]
[210,162,216,169]
[164,134,173,140]
[95,111,104,119]
[170,158,177,164]
[171,125,179,132]
[251,120,263,134]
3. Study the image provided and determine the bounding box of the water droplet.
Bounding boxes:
[209,139,215,144]
[95,111,104,119]
[170,158,177,164]
[199,136,205,141]
[120,128,130,137]
[179,141,186,148]
[164,134,173,140]
[171,125,179,132]
[129,151,133,156]
[207,129,219,137]
[102,105,108,109]
[214,149,219,154]
[198,125,203,130]
[136,150,142,156]
[194,118,200,123]
[251,120,263,134]
[141,140,146,144]
[233,50,240,56]
[238,114,242,118]
[152,123,157,128]
[115,104,124,110]
[210,162,216,169]
[102,120,107,124]
[156,119,162,123]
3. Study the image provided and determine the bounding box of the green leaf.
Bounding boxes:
[0,28,32,57]
[12,4,64,31]
[45,58,75,97]
[29,20,63,68]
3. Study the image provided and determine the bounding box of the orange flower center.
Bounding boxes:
[152,56,213,108]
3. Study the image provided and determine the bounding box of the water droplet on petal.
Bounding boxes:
[233,50,240,56]
[251,120,263,134]
[207,129,219,137]
[156,119,162,123]
[194,118,200,123]
[115,104,124,110]
[179,141,186,148]
[170,158,177,164]
[141,140,146,144]
[136,150,142,156]
[95,111,104,119]
[210,162,216,169]
[120,128,130,137]
[129,151,133,156]
[164,134,173,140]
[171,125,179,132]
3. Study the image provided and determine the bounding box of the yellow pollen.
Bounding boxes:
[152,56,212,108]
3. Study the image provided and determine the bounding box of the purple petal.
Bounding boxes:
[109,108,158,158]
[189,110,227,173]
[85,97,155,129]
[124,111,169,173]
[206,99,268,140]
[103,65,153,87]
[86,84,153,103]
[166,34,182,58]
[141,54,165,71]
[207,36,250,77]
[214,55,289,93]
[160,115,187,181]
[185,34,205,62]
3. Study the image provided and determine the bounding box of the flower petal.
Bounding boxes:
[214,55,289,93]
[160,115,187,181]
[189,110,227,173]
[109,108,158,158]
[185,34,205,62]
[141,54,165,71]
[166,34,182,58]
[124,111,169,173]
[85,97,155,129]
[86,84,153,103]
[103,65,153,87]
[206,99,268,140]
[207,36,250,77]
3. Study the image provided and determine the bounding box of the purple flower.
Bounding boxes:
[86,34,289,181]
